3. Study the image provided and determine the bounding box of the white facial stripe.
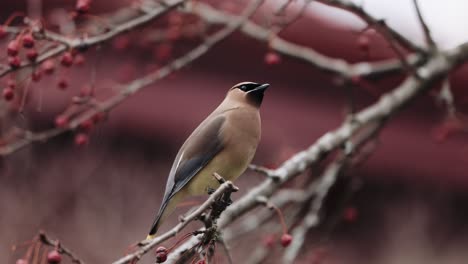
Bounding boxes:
[232,81,255,88]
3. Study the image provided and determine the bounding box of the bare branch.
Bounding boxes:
[316,0,423,53]
[412,0,436,49]
[0,0,187,78]
[112,181,238,264]
[191,2,423,78]
[38,231,86,264]
[0,0,264,157]
[167,43,464,260]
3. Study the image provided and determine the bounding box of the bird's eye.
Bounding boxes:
[240,85,247,91]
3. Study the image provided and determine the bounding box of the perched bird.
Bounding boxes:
[147,82,269,239]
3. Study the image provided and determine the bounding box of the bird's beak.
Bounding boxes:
[247,83,269,95]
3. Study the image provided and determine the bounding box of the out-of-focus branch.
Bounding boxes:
[0,0,264,157]
[112,180,238,264]
[316,0,423,53]
[412,0,436,49]
[167,41,466,261]
[190,2,423,78]
[282,121,384,263]
[0,0,187,77]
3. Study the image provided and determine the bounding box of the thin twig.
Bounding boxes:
[317,0,423,53]
[38,231,85,264]
[412,0,436,49]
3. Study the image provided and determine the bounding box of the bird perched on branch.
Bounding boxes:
[147,82,269,239]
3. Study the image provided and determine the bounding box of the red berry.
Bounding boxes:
[74,133,89,146]
[55,115,68,128]
[7,79,16,89]
[60,52,74,67]
[3,87,14,101]
[79,119,93,132]
[196,260,206,264]
[42,59,55,74]
[343,207,358,222]
[22,34,35,48]
[32,70,42,82]
[280,233,293,247]
[0,26,7,39]
[57,79,68,90]
[263,234,276,248]
[165,27,181,41]
[156,246,168,254]
[47,250,62,264]
[168,12,183,26]
[357,35,370,52]
[76,0,91,14]
[79,84,92,97]
[156,251,167,263]
[74,54,85,65]
[92,112,105,124]
[154,43,172,61]
[26,49,38,61]
[264,51,281,65]
[112,36,130,51]
[7,40,19,56]
[16,259,28,264]
[8,56,21,68]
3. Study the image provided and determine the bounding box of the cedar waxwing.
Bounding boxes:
[147,82,269,239]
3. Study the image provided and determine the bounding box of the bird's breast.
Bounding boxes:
[186,108,261,195]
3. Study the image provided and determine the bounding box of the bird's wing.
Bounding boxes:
[161,114,226,205]
[167,115,226,199]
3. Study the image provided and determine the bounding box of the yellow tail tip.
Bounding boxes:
[146,234,156,240]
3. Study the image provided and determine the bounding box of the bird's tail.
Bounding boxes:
[147,202,168,239]
[147,193,182,239]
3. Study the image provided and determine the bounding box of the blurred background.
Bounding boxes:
[1,0,468,263]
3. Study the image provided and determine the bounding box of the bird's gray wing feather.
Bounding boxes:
[149,115,225,235]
